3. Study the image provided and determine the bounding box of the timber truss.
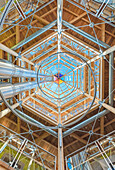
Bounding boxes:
[0,0,115,169]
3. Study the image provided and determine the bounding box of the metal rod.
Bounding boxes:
[57,0,63,62]
[12,20,57,50]
[95,140,114,170]
[0,92,36,118]
[62,20,110,48]
[28,150,35,170]
[0,0,14,32]
[58,105,64,170]
[0,135,13,153]
[63,110,109,137]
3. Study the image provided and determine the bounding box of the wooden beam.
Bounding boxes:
[35,132,49,145]
[103,45,115,56]
[33,14,49,25]
[16,25,20,44]
[22,103,58,125]
[102,103,115,114]
[106,29,115,45]
[0,49,3,59]
[64,118,115,150]
[101,23,105,43]
[100,116,104,135]
[2,117,58,151]
[70,133,87,144]
[64,8,115,38]
[17,116,21,133]
[70,12,87,24]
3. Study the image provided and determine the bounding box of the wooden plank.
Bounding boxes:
[64,118,115,149]
[2,117,58,151]
[16,25,20,44]
[22,104,58,125]
[33,14,49,25]
[17,117,21,133]
[70,133,87,144]
[35,132,49,145]
[100,116,104,135]
[0,49,3,59]
[64,7,115,38]
[70,12,87,24]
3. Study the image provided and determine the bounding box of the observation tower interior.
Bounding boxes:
[0,0,115,169]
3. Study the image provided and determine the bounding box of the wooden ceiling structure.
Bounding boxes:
[0,0,115,169]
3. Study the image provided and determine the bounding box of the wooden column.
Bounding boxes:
[58,106,64,170]
[17,117,21,133]
[0,49,3,59]
[16,25,20,44]
[16,24,21,133]
[100,23,105,135]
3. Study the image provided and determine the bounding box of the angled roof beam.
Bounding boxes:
[61,97,88,114]
[64,45,115,73]
[66,0,115,27]
[62,20,110,48]
[22,103,57,126]
[12,20,57,50]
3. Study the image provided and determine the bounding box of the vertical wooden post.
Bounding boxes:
[17,117,21,133]
[16,24,21,134]
[16,25,20,44]
[58,106,64,170]
[100,23,105,135]
[0,49,3,59]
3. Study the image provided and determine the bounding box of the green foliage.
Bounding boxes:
[0,141,42,169]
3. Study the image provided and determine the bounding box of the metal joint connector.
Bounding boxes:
[58,123,62,128]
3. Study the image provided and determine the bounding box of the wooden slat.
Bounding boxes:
[64,118,115,150]
[70,12,87,24]
[70,133,87,145]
